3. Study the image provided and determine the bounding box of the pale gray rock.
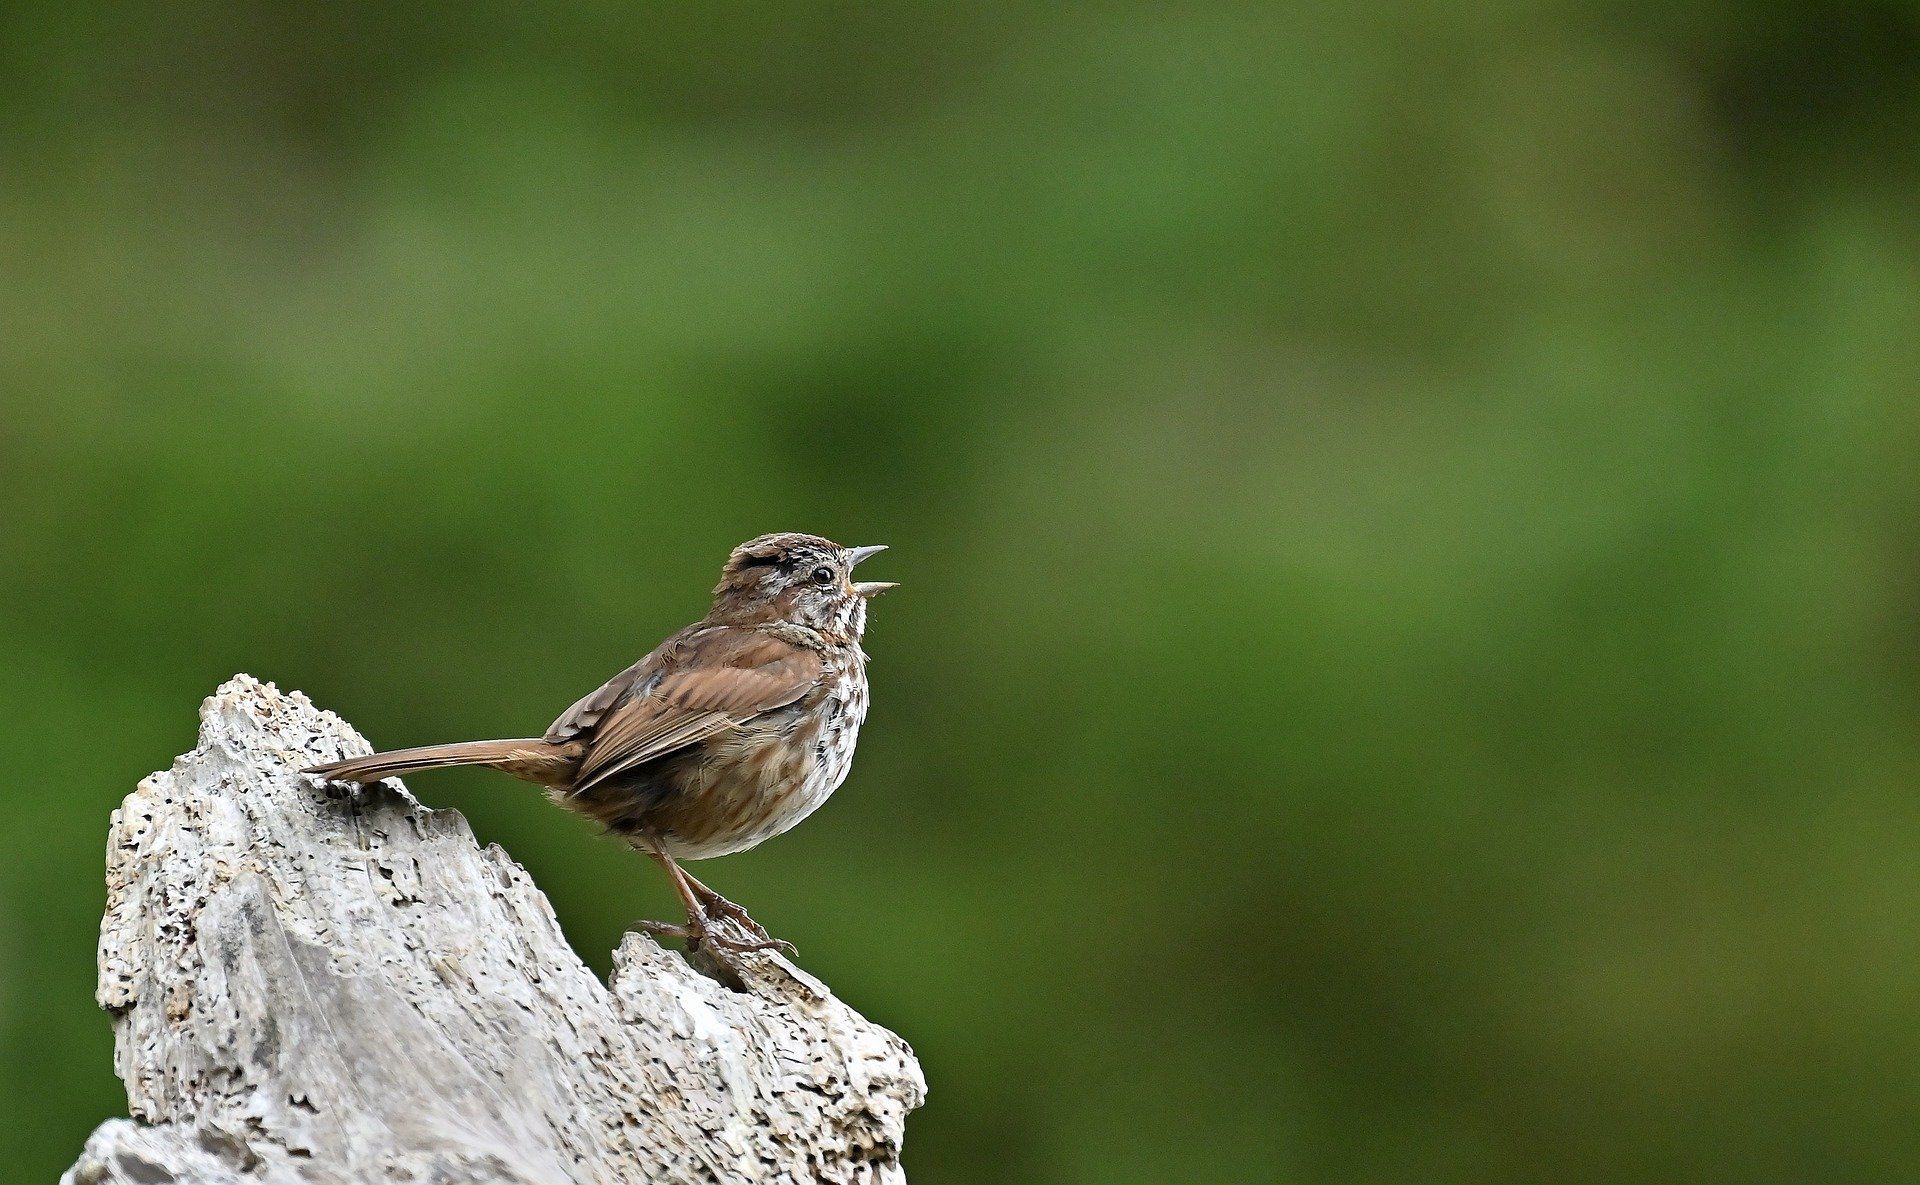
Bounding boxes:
[63,675,924,1184]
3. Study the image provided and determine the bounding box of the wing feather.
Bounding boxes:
[567,628,822,794]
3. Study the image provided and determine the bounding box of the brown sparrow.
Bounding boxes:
[307,533,894,967]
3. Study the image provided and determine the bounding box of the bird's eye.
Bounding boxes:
[809,565,836,586]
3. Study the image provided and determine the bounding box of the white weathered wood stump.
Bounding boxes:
[63,675,925,1184]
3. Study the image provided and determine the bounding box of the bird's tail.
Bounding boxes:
[305,739,579,786]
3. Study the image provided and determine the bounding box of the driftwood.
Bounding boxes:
[63,675,924,1184]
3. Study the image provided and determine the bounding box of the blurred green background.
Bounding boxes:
[4,3,1920,1182]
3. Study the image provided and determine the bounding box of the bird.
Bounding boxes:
[304,532,895,967]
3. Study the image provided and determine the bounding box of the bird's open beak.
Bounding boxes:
[847,544,896,597]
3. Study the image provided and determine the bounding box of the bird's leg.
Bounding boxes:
[632,849,788,956]
[678,866,793,953]
[630,848,715,948]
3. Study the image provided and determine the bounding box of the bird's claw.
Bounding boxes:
[628,917,795,958]
[697,895,778,942]
[703,931,796,956]
[629,919,697,942]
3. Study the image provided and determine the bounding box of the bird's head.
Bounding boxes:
[710,533,896,637]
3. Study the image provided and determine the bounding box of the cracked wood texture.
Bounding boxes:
[63,675,925,1185]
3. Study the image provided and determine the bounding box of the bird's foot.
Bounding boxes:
[628,918,698,943]
[691,892,788,948]
[704,929,796,956]
[628,916,795,958]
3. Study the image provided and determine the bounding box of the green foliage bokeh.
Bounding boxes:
[4,4,1920,1182]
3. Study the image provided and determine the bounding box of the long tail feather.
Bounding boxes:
[305,739,577,786]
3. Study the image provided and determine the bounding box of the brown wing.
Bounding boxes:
[566,627,823,794]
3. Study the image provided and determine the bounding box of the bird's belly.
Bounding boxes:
[648,697,863,860]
